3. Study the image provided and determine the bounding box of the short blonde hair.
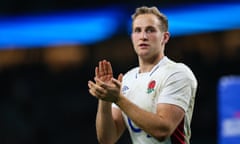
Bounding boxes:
[131,6,168,32]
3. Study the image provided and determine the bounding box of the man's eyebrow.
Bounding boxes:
[133,26,141,30]
[134,25,155,28]
[145,25,156,29]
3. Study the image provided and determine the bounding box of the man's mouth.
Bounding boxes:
[139,44,148,46]
[139,43,149,47]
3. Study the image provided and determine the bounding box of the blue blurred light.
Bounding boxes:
[0,7,124,48]
[0,3,240,48]
[165,3,240,36]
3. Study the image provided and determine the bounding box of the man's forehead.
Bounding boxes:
[133,14,160,26]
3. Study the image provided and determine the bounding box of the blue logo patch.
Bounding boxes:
[122,85,129,92]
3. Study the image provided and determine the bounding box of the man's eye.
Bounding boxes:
[134,28,141,33]
[146,29,155,33]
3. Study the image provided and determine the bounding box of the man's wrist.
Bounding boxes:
[114,94,123,106]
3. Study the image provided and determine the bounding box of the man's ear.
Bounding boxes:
[163,32,170,44]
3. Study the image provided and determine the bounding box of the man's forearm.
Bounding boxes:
[96,100,118,143]
[115,94,170,141]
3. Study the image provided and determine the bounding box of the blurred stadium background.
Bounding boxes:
[0,0,240,144]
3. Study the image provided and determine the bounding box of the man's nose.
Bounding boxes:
[141,32,147,39]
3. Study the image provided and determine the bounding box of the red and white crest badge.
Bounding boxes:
[147,80,156,94]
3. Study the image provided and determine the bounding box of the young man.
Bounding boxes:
[88,6,198,144]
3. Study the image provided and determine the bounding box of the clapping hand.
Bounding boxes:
[88,60,123,102]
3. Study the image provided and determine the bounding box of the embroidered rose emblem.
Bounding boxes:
[147,80,156,94]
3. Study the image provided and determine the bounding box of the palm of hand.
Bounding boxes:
[98,73,112,84]
[96,60,113,85]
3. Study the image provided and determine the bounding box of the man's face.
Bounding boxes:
[131,14,167,59]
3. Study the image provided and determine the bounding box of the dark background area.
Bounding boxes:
[0,1,240,144]
[0,0,239,16]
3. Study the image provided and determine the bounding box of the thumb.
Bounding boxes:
[117,73,123,82]
[111,78,121,89]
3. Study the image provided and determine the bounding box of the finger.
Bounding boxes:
[99,61,104,76]
[102,60,108,75]
[94,76,98,84]
[89,88,103,98]
[106,61,113,76]
[88,81,98,96]
[111,78,121,89]
[88,80,106,97]
[88,80,102,91]
[95,78,113,91]
[95,67,99,78]
[94,77,106,87]
[88,80,96,89]
[117,73,123,82]
[88,88,97,97]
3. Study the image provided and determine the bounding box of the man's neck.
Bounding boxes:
[138,55,164,73]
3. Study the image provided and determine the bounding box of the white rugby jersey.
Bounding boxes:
[114,56,197,144]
